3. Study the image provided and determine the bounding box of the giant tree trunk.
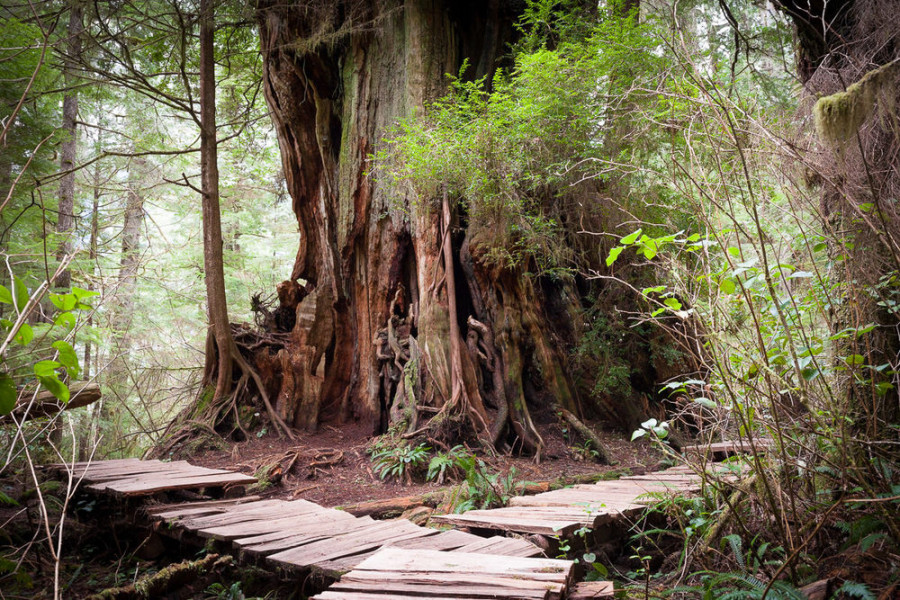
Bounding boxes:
[257,0,583,455]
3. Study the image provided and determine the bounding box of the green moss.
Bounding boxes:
[814,59,900,145]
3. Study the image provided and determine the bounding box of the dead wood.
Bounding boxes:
[558,408,611,464]
[86,553,232,599]
[1,382,101,424]
[339,492,444,518]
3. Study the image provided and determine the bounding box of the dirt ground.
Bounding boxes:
[189,419,663,508]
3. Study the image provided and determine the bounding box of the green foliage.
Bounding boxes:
[370,443,430,484]
[446,454,530,512]
[426,444,469,484]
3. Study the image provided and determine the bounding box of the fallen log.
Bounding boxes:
[86,553,232,600]
[1,382,102,424]
[558,408,611,464]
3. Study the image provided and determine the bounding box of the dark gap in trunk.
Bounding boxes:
[451,230,476,333]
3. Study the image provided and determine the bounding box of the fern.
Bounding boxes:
[836,581,876,600]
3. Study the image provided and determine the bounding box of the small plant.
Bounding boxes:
[371,443,430,484]
[448,454,533,512]
[426,444,469,484]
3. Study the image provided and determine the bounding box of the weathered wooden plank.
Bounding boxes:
[87,472,257,496]
[330,578,553,599]
[568,581,615,598]
[455,536,543,558]
[146,496,262,518]
[353,548,571,578]
[151,498,286,521]
[267,520,438,570]
[171,500,323,529]
[200,508,357,541]
[313,592,498,600]
[238,517,378,557]
[431,513,581,537]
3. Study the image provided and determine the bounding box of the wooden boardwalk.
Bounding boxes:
[148,496,543,578]
[40,457,749,598]
[430,465,739,537]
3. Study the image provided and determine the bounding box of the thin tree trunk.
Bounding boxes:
[56,0,83,290]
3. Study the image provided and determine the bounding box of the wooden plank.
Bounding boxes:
[431,513,581,537]
[568,581,614,599]
[330,578,553,599]
[313,592,497,600]
[238,517,378,556]
[455,536,543,558]
[267,520,437,570]
[200,508,358,541]
[152,498,288,522]
[172,500,323,529]
[146,495,262,518]
[87,472,257,496]
[353,548,571,578]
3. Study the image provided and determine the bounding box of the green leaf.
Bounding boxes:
[0,373,16,416]
[33,360,61,377]
[49,293,77,311]
[72,286,98,304]
[13,277,28,313]
[846,354,866,366]
[686,233,701,242]
[693,397,716,409]
[38,375,69,403]
[727,246,740,258]
[663,297,682,310]
[641,286,665,295]
[719,278,736,294]
[620,229,642,245]
[54,312,76,330]
[630,429,647,441]
[52,340,80,378]
[650,308,665,317]
[642,240,658,260]
[14,323,33,346]
[0,285,11,305]
[788,270,813,279]
[606,246,624,267]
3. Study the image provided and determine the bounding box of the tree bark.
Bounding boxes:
[56,0,83,290]
[256,0,583,453]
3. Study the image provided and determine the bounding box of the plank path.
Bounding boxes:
[40,455,750,598]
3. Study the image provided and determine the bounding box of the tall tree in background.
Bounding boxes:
[55,0,83,289]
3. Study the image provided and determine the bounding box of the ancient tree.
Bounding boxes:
[254,0,603,456]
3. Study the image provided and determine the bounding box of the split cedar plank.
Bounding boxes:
[431,513,580,537]
[174,499,324,529]
[568,581,615,599]
[329,579,552,599]
[238,516,378,556]
[89,469,257,490]
[234,515,374,547]
[199,507,358,541]
[340,570,564,591]
[67,461,200,478]
[350,548,572,580]
[78,464,241,484]
[455,537,543,558]
[147,495,262,517]
[315,530,492,574]
[152,498,286,521]
[48,458,141,469]
[88,472,257,496]
[313,593,506,600]
[267,520,436,568]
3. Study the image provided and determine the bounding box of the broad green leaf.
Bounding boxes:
[641,286,665,295]
[52,340,80,378]
[0,373,16,416]
[651,308,665,317]
[0,285,11,305]
[14,323,33,346]
[34,360,61,377]
[693,397,716,409]
[845,354,865,366]
[606,246,624,267]
[38,375,69,403]
[55,312,76,330]
[72,287,98,303]
[13,277,28,313]
[663,298,682,310]
[719,278,736,294]
[50,293,77,311]
[727,246,740,258]
[630,429,647,441]
[620,229,642,245]
[686,233,701,242]
[642,240,658,260]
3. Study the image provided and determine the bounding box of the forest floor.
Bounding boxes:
[190,418,661,508]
